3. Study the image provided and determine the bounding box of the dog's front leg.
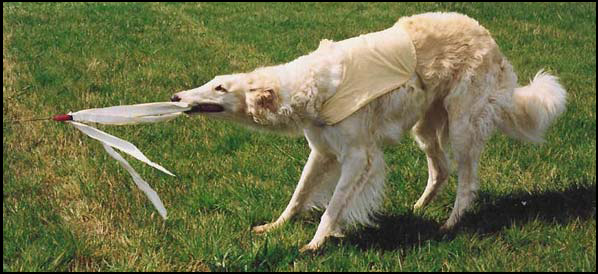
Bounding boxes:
[299,147,372,252]
[252,149,337,234]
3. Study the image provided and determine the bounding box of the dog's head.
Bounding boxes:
[172,71,289,127]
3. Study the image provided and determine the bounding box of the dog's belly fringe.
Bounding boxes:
[340,148,386,228]
[302,149,387,229]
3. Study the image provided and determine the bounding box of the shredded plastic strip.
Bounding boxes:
[62,102,191,220]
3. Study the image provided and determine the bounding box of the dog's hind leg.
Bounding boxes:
[412,100,450,210]
[252,149,339,234]
[440,75,497,230]
[441,119,484,230]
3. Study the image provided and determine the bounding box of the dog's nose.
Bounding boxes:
[170,95,181,102]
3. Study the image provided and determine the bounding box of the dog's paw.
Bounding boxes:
[299,237,327,253]
[413,197,430,211]
[439,221,457,233]
[413,201,425,211]
[329,226,346,238]
[330,230,346,238]
[299,243,321,253]
[252,223,274,234]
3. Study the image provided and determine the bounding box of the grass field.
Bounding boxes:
[3,2,596,271]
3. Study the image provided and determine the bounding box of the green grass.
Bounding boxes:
[3,2,596,271]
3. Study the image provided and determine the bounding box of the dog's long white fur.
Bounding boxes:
[174,12,567,251]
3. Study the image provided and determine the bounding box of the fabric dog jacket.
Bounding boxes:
[319,24,417,125]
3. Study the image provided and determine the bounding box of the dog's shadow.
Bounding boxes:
[343,183,596,251]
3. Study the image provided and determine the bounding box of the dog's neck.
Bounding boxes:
[262,44,344,128]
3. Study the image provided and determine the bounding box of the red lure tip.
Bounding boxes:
[52,114,73,122]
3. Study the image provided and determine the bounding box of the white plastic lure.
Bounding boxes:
[54,102,191,220]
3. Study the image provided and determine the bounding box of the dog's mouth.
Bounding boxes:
[184,103,225,114]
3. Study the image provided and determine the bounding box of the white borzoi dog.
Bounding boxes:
[172,12,566,252]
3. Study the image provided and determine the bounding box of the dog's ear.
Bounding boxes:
[253,88,278,113]
[245,71,283,125]
[246,72,280,113]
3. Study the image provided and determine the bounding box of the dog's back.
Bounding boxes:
[397,12,504,89]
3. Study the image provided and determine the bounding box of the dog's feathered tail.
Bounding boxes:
[497,70,567,143]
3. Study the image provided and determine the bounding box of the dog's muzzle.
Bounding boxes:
[170,95,224,114]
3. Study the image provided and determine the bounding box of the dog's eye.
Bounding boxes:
[215,85,227,93]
